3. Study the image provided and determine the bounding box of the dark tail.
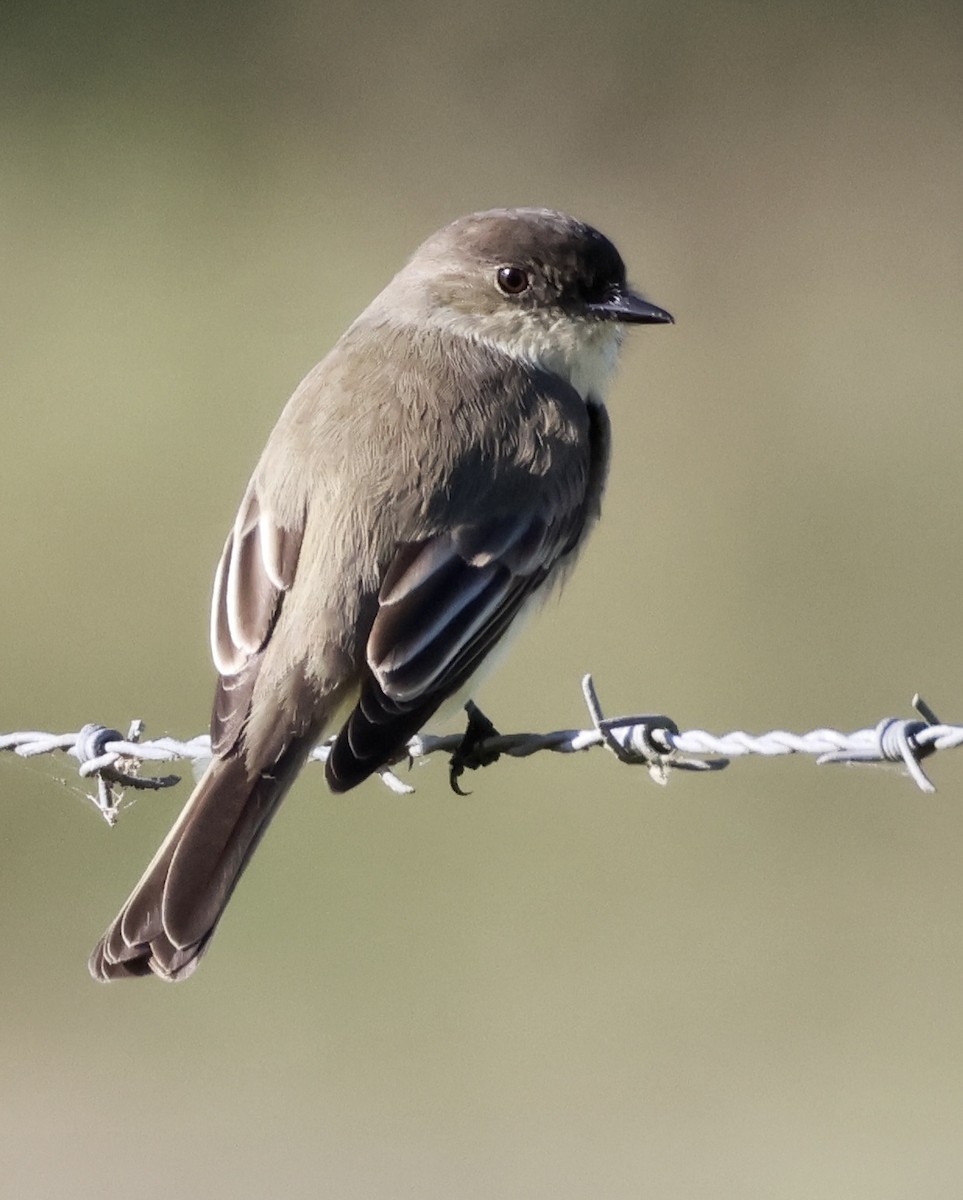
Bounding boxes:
[89,736,315,982]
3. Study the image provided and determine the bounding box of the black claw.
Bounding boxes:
[448,702,501,794]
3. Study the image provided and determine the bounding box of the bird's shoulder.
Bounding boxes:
[256,320,598,513]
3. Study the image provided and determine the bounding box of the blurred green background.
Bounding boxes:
[2,2,962,1196]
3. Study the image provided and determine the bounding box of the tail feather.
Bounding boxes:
[89,737,315,982]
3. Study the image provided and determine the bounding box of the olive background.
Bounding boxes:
[2,3,962,1197]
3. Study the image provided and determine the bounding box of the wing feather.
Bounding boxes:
[324,507,582,792]
[211,481,302,676]
[209,478,304,753]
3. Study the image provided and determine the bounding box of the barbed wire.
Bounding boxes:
[2,676,959,825]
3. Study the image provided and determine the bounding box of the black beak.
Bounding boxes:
[589,287,674,325]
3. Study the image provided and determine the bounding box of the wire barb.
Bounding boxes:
[580,674,729,784]
[2,678,960,823]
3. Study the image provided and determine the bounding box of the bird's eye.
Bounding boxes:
[496,265,531,296]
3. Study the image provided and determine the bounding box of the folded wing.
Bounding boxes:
[325,504,585,791]
[209,478,303,755]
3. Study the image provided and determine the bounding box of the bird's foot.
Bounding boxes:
[449,701,501,795]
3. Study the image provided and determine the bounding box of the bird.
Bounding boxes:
[89,207,673,981]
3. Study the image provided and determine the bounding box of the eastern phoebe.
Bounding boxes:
[89,207,672,981]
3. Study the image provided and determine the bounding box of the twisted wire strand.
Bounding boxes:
[2,677,958,824]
